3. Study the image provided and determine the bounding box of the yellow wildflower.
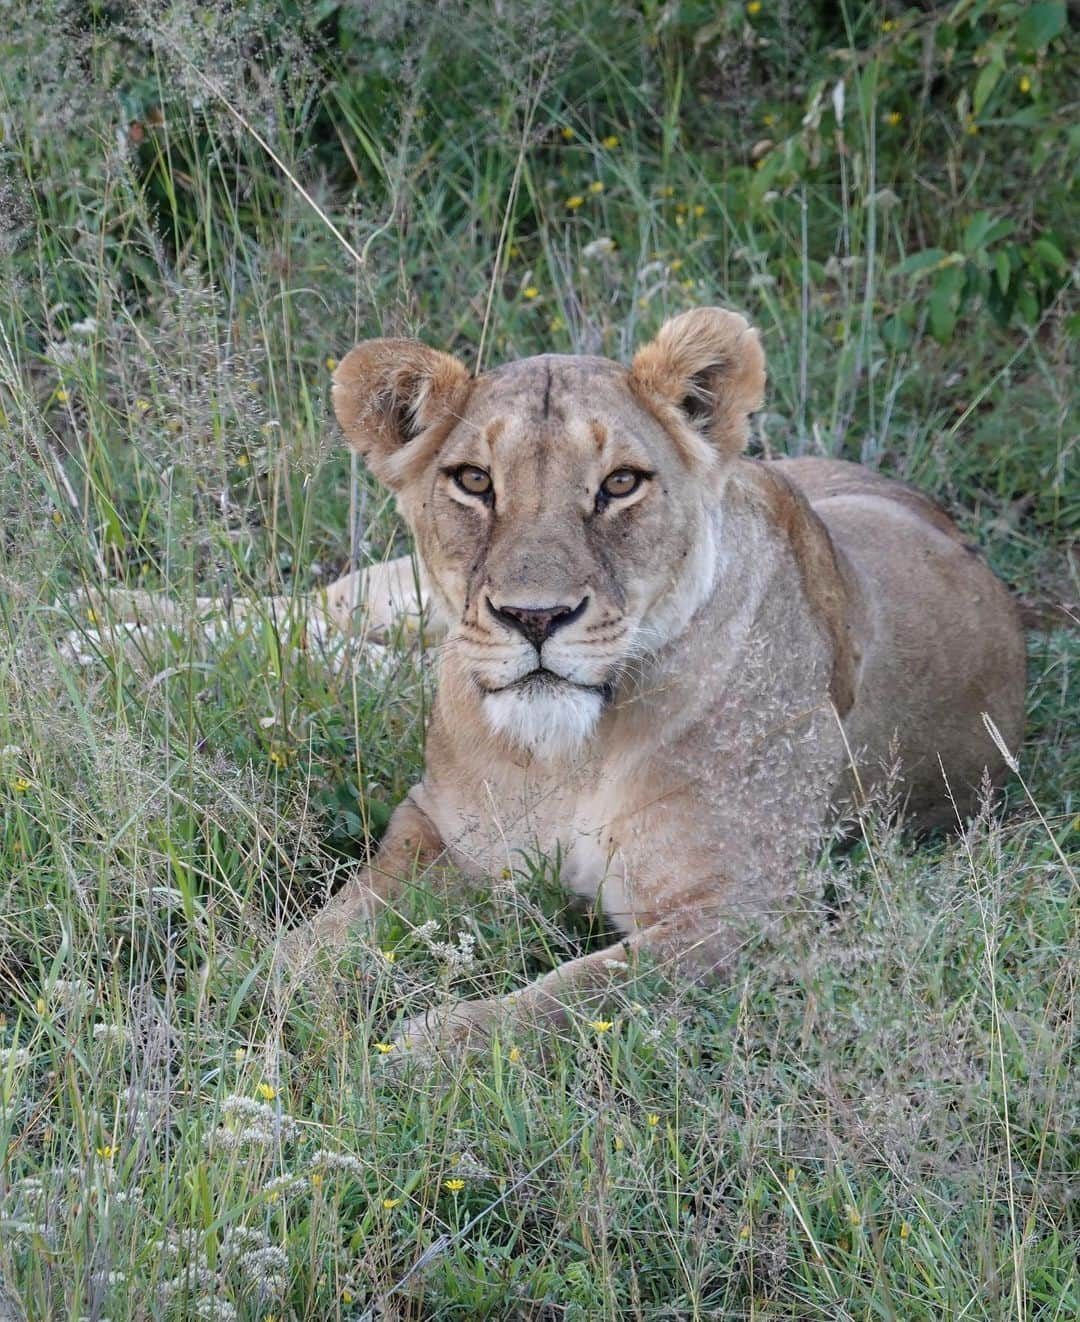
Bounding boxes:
[846,1204,861,1227]
[693,204,706,217]
[444,1178,465,1191]
[613,1135,624,1151]
[51,510,62,524]
[256,1082,276,1101]
[787,1166,796,1183]
[560,125,575,140]
[681,278,694,291]
[900,1221,911,1240]
[887,111,902,126]
[234,1047,246,1063]
[566,195,585,210]
[646,1113,660,1127]
[35,998,45,1015]
[381,1197,401,1209]
[739,1224,751,1240]
[762,112,776,127]
[13,777,31,793]
[601,134,620,149]
[659,184,675,197]
[96,1145,116,1160]
[311,1172,323,1188]
[549,315,566,333]
[134,397,150,414]
[507,245,520,259]
[381,949,396,963]
[1019,75,1031,94]
[588,180,604,194]
[508,1046,521,1063]
[746,0,762,13]
[268,748,288,770]
[372,1042,395,1054]
[590,1019,613,1033]
[523,286,540,299]
[882,18,895,32]
[341,1289,353,1303]
[237,453,249,467]
[669,258,683,271]
[325,356,338,371]
[55,387,69,404]
[675,214,685,227]
[966,118,979,135]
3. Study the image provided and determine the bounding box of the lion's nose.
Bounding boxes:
[487,596,588,649]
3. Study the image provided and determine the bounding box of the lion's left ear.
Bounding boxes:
[630,307,765,459]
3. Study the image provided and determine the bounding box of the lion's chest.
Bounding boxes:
[429,773,640,933]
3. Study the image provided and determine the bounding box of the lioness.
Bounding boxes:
[290,307,1026,1051]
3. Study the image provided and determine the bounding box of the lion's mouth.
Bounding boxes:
[478,667,615,703]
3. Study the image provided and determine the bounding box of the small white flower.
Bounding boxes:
[583,236,616,259]
[93,1024,131,1047]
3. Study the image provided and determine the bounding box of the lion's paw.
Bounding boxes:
[387,997,501,1067]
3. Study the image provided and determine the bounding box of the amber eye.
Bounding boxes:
[452,465,493,498]
[599,469,643,501]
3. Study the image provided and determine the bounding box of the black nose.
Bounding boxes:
[487,596,588,649]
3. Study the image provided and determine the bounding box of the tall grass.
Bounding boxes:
[0,1,1076,1317]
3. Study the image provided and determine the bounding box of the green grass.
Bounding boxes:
[0,1,1076,1317]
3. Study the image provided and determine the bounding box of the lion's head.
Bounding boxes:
[332,308,765,758]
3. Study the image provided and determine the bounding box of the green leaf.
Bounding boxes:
[1016,3,1066,54]
[880,313,913,350]
[1032,238,1067,272]
[894,248,948,277]
[1017,285,1039,322]
[929,264,966,342]
[973,60,1003,114]
[995,249,1011,293]
[963,212,1016,255]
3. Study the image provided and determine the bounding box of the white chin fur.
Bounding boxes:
[482,684,603,760]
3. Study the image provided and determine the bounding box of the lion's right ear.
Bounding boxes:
[332,338,471,488]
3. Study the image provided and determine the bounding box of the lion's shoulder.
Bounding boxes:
[767,457,965,543]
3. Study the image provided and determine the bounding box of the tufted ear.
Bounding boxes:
[630,307,765,459]
[332,338,471,488]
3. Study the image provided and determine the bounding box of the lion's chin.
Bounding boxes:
[481,681,604,760]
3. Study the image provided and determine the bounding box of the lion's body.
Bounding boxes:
[286,310,1025,1045]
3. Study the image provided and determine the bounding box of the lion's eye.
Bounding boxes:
[452,465,493,498]
[599,469,643,501]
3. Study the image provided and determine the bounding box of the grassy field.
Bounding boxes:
[0,1,1076,1317]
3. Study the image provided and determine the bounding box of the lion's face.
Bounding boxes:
[332,309,765,757]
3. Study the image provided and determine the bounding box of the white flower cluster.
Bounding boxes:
[262,1172,306,1201]
[413,921,478,972]
[310,1149,365,1180]
[92,1024,132,1047]
[207,1095,300,1151]
[49,978,95,1011]
[221,1226,288,1298]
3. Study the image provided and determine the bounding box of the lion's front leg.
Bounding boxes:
[390,903,754,1059]
[277,793,445,967]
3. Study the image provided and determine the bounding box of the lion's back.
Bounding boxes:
[768,457,1026,827]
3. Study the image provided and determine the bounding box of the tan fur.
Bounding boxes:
[286,308,1026,1055]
